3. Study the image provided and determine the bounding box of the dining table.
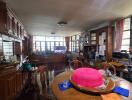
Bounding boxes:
[51,70,132,100]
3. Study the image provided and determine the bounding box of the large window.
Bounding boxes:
[121,18,130,52]
[71,34,80,52]
[33,36,66,53]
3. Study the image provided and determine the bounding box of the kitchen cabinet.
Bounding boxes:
[0,0,26,39]
[0,0,7,33]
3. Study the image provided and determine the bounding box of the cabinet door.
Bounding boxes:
[0,36,3,56]
[13,41,21,55]
[12,17,15,34]
[20,26,22,38]
[7,14,13,34]
[0,1,7,33]
[14,21,17,36]
[90,33,96,45]
[16,22,19,37]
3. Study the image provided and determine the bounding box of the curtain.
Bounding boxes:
[65,37,70,51]
[114,19,124,52]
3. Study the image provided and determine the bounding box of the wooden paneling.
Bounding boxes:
[0,65,28,100]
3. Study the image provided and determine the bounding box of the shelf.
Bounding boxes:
[90,33,97,45]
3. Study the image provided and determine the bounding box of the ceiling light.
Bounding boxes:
[57,21,67,26]
[51,32,55,34]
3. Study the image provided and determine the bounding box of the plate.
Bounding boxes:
[70,77,115,94]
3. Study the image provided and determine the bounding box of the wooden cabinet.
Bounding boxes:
[82,25,113,61]
[83,45,97,59]
[0,35,3,56]
[91,26,113,60]
[0,65,28,100]
[22,37,30,56]
[90,33,97,45]
[0,1,26,39]
[0,0,7,33]
[13,41,21,55]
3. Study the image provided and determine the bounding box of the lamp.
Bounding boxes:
[51,32,55,35]
[57,21,67,27]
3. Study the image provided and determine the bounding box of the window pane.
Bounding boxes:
[3,42,13,58]
[36,47,40,51]
[60,42,63,46]
[63,42,66,46]
[54,37,64,41]
[124,18,130,30]
[72,36,76,40]
[91,33,96,37]
[122,31,130,39]
[51,47,54,51]
[91,41,96,44]
[91,37,96,40]
[55,42,59,46]
[47,42,50,46]
[47,46,50,50]
[33,47,36,51]
[54,37,59,41]
[51,42,54,46]
[36,42,40,46]
[76,35,80,40]
[46,36,54,41]
[41,47,45,51]
[122,39,130,45]
[41,42,45,46]
[121,45,129,51]
[34,36,45,41]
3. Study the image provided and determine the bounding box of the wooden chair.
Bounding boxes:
[69,59,83,69]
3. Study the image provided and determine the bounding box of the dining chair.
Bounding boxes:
[69,59,83,69]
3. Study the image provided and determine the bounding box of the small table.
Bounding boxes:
[51,71,132,100]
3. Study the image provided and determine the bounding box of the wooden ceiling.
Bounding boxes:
[4,0,132,36]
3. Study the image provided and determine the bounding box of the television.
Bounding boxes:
[54,46,66,53]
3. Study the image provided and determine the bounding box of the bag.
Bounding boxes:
[22,63,32,72]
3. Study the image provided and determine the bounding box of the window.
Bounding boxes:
[69,37,72,51]
[33,36,65,53]
[121,18,131,52]
[91,33,96,45]
[71,34,80,52]
[3,41,13,60]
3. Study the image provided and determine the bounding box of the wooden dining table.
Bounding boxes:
[51,71,132,100]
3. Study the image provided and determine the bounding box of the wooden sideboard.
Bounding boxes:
[0,63,28,100]
[30,54,65,65]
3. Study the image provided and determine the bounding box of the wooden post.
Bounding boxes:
[106,23,113,61]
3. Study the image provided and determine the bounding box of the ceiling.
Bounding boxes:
[4,0,132,36]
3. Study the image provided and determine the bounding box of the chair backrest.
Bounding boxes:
[69,59,83,69]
